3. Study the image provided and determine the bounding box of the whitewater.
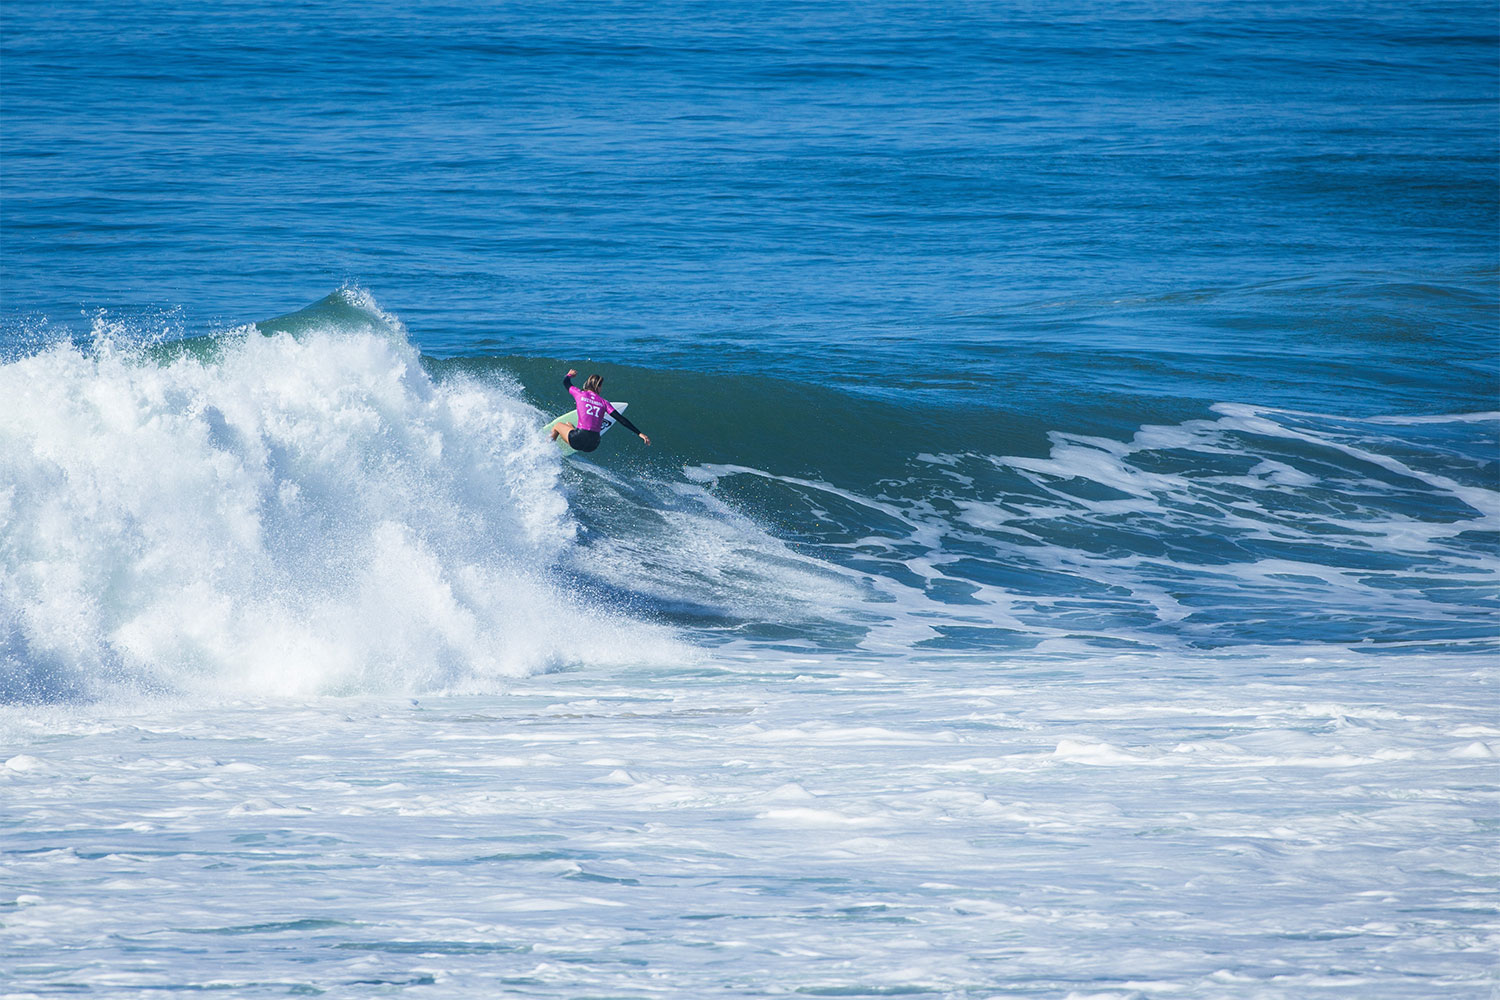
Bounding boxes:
[2,301,688,703]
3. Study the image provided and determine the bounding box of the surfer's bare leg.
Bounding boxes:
[549,422,574,443]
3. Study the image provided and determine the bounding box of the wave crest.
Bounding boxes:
[0,293,685,703]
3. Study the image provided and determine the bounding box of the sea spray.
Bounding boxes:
[0,297,687,702]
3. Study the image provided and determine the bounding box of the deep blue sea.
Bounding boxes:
[2,2,1497,997]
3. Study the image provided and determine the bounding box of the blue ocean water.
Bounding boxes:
[2,2,1497,997]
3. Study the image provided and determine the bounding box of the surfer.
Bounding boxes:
[550,369,650,452]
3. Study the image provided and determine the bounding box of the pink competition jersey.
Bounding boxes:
[569,386,615,432]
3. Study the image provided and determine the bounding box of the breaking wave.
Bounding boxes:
[3,289,1496,703]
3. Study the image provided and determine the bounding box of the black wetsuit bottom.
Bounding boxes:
[568,428,601,452]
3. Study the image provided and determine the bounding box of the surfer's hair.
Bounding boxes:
[583,374,604,393]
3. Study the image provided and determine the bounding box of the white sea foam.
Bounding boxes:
[1,650,1494,997]
[0,302,688,701]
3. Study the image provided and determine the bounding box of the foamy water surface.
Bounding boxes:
[5,651,1496,997]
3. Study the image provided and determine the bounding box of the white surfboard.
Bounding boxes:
[544,401,627,456]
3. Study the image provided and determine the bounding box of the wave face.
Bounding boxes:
[0,290,685,702]
[445,345,1499,661]
[3,290,1496,703]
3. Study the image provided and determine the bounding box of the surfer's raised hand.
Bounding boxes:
[566,368,577,378]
